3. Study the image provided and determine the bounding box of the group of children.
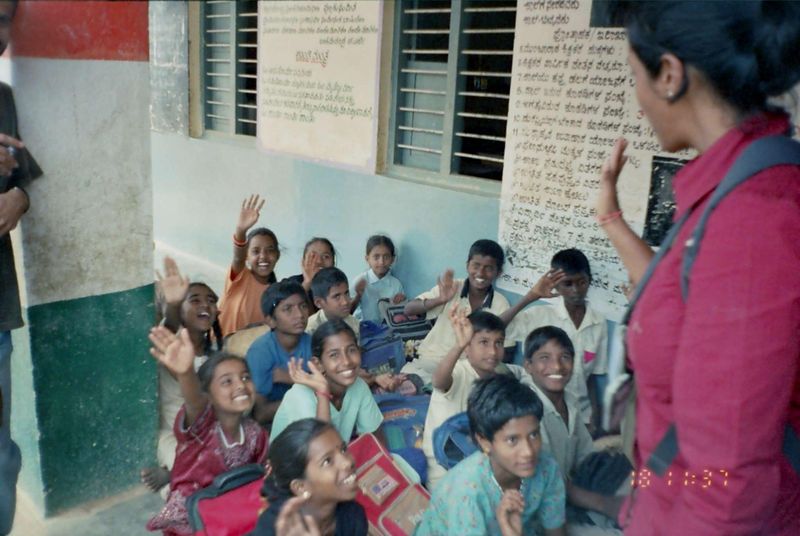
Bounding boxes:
[143,193,627,535]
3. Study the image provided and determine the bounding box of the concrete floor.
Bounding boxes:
[11,486,164,536]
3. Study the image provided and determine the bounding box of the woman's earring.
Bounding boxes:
[667,90,674,99]
[302,490,311,500]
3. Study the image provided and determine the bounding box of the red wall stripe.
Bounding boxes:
[11,1,148,62]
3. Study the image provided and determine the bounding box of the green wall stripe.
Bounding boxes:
[26,284,158,514]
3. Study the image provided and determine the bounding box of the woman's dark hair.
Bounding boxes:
[262,418,336,501]
[260,279,307,317]
[551,248,592,281]
[197,352,249,392]
[183,282,223,354]
[616,1,800,113]
[523,326,575,362]
[468,375,543,442]
[311,319,357,357]
[468,310,506,336]
[468,239,505,272]
[303,237,336,264]
[246,227,280,284]
[365,235,396,257]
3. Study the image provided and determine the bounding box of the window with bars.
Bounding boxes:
[389,0,516,182]
[202,0,258,136]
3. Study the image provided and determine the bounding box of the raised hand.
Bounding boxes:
[496,489,525,536]
[236,194,265,235]
[437,269,458,303]
[275,496,321,536]
[597,137,628,217]
[149,327,195,376]
[288,357,329,394]
[528,269,566,301]
[156,256,190,306]
[301,250,321,284]
[449,304,474,348]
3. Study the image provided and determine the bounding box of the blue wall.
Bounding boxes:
[151,131,517,303]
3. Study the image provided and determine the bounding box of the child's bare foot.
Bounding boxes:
[140,466,170,492]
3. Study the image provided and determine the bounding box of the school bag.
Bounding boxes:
[375,393,430,481]
[432,411,477,470]
[359,321,407,376]
[186,463,266,536]
[348,432,431,536]
[603,134,800,476]
[379,302,434,341]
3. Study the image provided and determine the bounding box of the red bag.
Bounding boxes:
[186,464,267,536]
[348,433,430,535]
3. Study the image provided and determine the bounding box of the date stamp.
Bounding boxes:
[631,469,729,489]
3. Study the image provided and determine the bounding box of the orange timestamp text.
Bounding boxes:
[631,469,729,489]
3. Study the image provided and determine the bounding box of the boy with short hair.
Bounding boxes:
[401,239,512,383]
[523,326,626,533]
[306,267,360,337]
[503,248,608,433]
[422,307,533,488]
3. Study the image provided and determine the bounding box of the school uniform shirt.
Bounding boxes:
[529,383,594,480]
[305,309,360,338]
[414,450,565,536]
[506,299,608,423]
[269,377,383,441]
[623,113,800,534]
[401,279,510,383]
[246,331,312,401]
[423,360,537,488]
[350,268,405,323]
[218,267,270,336]
[147,404,268,535]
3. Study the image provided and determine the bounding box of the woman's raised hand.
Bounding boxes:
[275,496,321,536]
[496,489,524,536]
[236,194,265,235]
[149,326,195,376]
[597,137,628,217]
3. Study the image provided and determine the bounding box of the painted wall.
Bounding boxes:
[9,1,156,515]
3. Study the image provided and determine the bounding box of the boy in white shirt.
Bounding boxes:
[503,249,608,434]
[422,306,533,489]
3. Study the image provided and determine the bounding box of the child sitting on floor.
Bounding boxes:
[286,237,336,313]
[401,239,512,384]
[246,279,312,425]
[250,418,367,536]
[350,235,406,323]
[141,257,223,494]
[422,306,533,489]
[306,267,360,337]
[523,327,628,534]
[218,194,281,336]
[146,327,268,536]
[416,375,566,536]
[503,249,609,434]
[270,319,384,441]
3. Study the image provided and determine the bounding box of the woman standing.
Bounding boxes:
[597,2,800,534]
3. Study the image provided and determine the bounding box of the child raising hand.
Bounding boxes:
[146,327,268,535]
[218,194,282,335]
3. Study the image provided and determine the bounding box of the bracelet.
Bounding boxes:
[315,390,333,401]
[232,234,247,248]
[596,210,623,226]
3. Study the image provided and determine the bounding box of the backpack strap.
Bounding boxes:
[646,135,800,476]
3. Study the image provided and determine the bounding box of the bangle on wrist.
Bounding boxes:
[233,234,247,248]
[315,390,333,401]
[596,210,623,226]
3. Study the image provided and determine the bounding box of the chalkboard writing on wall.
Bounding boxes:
[497,0,691,319]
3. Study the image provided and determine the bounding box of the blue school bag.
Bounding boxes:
[375,393,431,482]
[360,321,406,376]
[433,411,477,470]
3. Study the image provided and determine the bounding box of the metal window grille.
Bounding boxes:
[391,0,516,181]
[202,0,258,136]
